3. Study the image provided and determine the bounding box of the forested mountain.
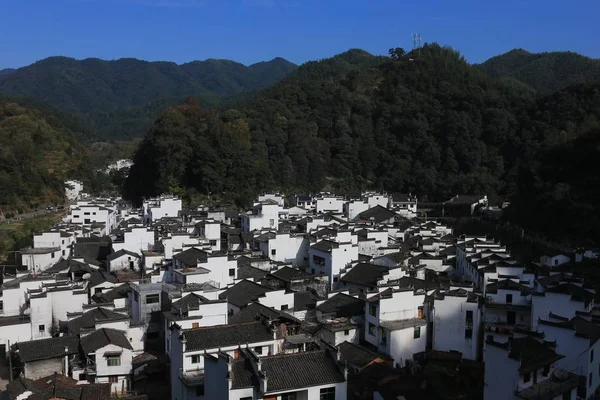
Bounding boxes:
[0,95,90,215]
[0,68,15,77]
[0,56,297,139]
[477,49,600,93]
[125,44,600,243]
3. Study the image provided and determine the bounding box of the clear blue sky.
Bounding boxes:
[0,0,598,69]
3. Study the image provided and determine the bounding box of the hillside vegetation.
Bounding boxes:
[125,44,600,243]
[0,96,89,215]
[477,49,600,93]
[0,56,297,139]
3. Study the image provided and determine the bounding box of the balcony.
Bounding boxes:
[179,368,204,387]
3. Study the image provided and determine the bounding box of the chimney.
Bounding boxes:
[64,346,69,376]
[181,333,187,352]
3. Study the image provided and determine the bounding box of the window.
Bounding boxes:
[344,330,350,335]
[269,219,275,226]
[381,328,387,346]
[281,304,289,311]
[333,277,338,283]
[524,372,531,383]
[78,373,86,381]
[62,240,65,245]
[62,250,65,256]
[320,387,335,400]
[195,385,205,396]
[51,252,55,259]
[255,346,262,355]
[38,324,45,332]
[145,294,159,304]
[592,349,595,363]
[465,328,473,339]
[368,323,376,336]
[554,259,559,266]
[229,268,235,277]
[311,268,315,274]
[414,326,421,339]
[134,292,139,301]
[84,212,90,216]
[271,249,276,256]
[369,304,377,316]
[543,365,550,377]
[107,356,121,366]
[466,310,473,326]
[108,376,118,383]
[95,288,103,294]
[191,354,201,364]
[506,294,513,303]
[192,322,199,328]
[282,393,297,400]
[590,373,593,388]
[240,397,253,400]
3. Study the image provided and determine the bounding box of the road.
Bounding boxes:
[1,206,66,224]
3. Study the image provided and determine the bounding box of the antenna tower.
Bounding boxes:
[412,33,422,57]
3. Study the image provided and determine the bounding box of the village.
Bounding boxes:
[0,182,598,400]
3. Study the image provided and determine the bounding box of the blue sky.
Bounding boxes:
[0,0,598,69]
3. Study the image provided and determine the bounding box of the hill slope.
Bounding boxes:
[0,96,90,215]
[478,49,600,93]
[0,56,297,139]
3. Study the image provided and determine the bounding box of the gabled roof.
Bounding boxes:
[91,283,129,304]
[18,336,80,363]
[173,247,207,267]
[182,321,273,351]
[80,328,133,354]
[106,249,140,262]
[358,206,397,223]
[261,350,345,393]
[545,282,594,307]
[228,302,298,324]
[486,279,530,295]
[317,293,364,318]
[486,336,563,373]
[236,264,269,280]
[218,280,272,308]
[254,232,276,242]
[310,239,339,253]
[172,293,212,310]
[270,266,312,282]
[337,341,390,369]
[67,307,129,334]
[341,263,390,288]
[539,316,600,345]
[89,269,119,288]
[293,291,320,311]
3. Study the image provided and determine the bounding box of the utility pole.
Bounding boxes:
[8,340,12,382]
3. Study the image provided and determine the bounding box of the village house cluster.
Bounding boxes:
[0,187,599,400]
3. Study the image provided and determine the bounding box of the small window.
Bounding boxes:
[192,322,199,328]
[333,277,338,283]
[229,268,235,277]
[368,323,376,336]
[196,385,205,396]
[191,354,201,364]
[95,288,103,294]
[369,304,377,316]
[134,292,139,301]
[320,387,336,400]
[414,326,421,339]
[282,393,297,400]
[465,328,473,339]
[271,249,276,256]
[311,268,315,274]
[51,252,55,259]
[543,365,550,377]
[62,250,65,256]
[108,376,118,383]
[524,372,531,383]
[281,304,288,311]
[107,356,121,366]
[255,346,262,355]
[78,373,86,381]
[506,294,513,303]
[592,349,595,363]
[269,219,275,226]
[145,294,159,304]
[344,330,350,335]
[62,240,65,245]
[38,324,45,332]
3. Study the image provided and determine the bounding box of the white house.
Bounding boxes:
[170,321,277,400]
[33,231,75,259]
[364,287,427,368]
[315,194,346,214]
[240,201,279,232]
[389,193,418,219]
[309,232,358,287]
[111,226,155,255]
[257,193,285,207]
[540,253,571,268]
[20,247,62,272]
[432,288,482,360]
[483,336,578,400]
[106,249,141,272]
[144,195,182,223]
[64,203,118,234]
[79,328,134,394]
[204,348,347,400]
[255,232,309,266]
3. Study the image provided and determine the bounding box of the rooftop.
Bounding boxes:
[182,321,274,351]
[18,336,80,363]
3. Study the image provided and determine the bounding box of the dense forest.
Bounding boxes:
[126,45,600,243]
[0,56,297,139]
[477,49,600,94]
[0,96,90,215]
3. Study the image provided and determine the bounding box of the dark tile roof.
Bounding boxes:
[6,377,36,399]
[106,249,140,262]
[545,282,594,307]
[317,293,365,318]
[218,280,271,308]
[270,266,312,282]
[79,384,113,400]
[337,341,389,369]
[183,322,273,351]
[261,350,345,393]
[341,263,390,287]
[294,291,320,311]
[80,328,133,354]
[228,302,298,324]
[486,279,530,295]
[487,336,563,373]
[44,259,93,274]
[72,240,112,261]
[254,232,276,242]
[379,318,427,331]
[230,358,255,389]
[378,252,409,263]
[89,270,119,287]
[172,293,211,310]
[236,264,269,281]
[358,206,397,223]
[67,307,129,334]
[18,336,79,363]
[92,283,130,304]
[173,248,207,267]
[310,239,339,253]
